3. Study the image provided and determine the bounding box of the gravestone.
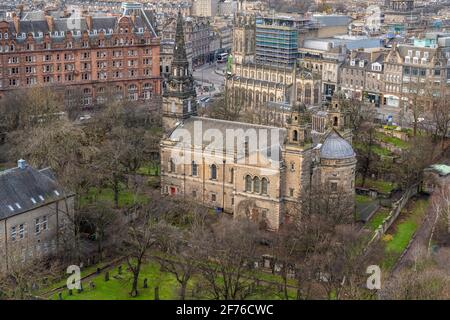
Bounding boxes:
[58,292,63,300]
[143,278,148,289]
[118,265,122,275]
[89,281,95,290]
[154,286,159,300]
[77,284,83,293]
[96,267,101,274]
[104,271,110,282]
[68,289,73,296]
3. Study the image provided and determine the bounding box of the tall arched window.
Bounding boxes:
[210,164,217,180]
[253,177,260,193]
[293,130,298,141]
[245,175,252,192]
[261,178,268,195]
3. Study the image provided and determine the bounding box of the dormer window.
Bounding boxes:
[350,59,355,66]
[359,60,365,68]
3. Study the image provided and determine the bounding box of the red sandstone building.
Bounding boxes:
[0,9,161,106]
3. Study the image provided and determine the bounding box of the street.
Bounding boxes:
[193,62,226,103]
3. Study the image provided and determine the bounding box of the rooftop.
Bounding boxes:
[0,160,70,220]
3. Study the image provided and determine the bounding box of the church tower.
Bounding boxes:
[162,12,197,132]
[282,102,313,221]
[231,2,255,67]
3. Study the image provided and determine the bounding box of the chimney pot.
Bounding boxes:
[18,159,27,169]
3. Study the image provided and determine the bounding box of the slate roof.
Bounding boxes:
[320,131,355,160]
[168,117,287,161]
[0,163,70,220]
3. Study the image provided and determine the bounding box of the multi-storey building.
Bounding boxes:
[0,6,161,105]
[227,11,321,117]
[364,52,385,108]
[255,16,299,68]
[160,15,212,67]
[380,33,450,122]
[193,0,219,17]
[340,51,369,100]
[0,160,74,273]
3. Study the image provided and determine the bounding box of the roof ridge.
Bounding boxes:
[190,116,285,131]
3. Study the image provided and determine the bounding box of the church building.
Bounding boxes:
[160,12,357,230]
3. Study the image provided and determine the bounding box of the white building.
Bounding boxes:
[193,0,219,17]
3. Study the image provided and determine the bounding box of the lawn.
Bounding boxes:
[381,198,429,270]
[354,142,393,157]
[54,261,182,300]
[356,178,397,194]
[385,199,429,253]
[367,208,390,231]
[80,185,149,208]
[137,163,160,176]
[50,258,298,300]
[376,133,409,149]
[356,194,373,205]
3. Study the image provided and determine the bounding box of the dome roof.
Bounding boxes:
[320,131,355,160]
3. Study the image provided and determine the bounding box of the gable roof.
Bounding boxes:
[167,117,287,162]
[0,164,70,220]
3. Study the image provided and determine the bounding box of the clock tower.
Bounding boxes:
[162,12,197,132]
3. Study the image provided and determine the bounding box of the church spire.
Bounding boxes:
[174,11,188,64]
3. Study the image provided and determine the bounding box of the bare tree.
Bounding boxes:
[156,209,207,300]
[120,204,159,297]
[195,217,261,300]
[78,201,121,259]
[395,136,436,190]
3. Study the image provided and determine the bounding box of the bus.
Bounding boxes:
[217,52,229,63]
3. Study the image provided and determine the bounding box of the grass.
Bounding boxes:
[356,194,373,205]
[381,198,429,270]
[356,178,397,194]
[385,199,429,253]
[137,164,160,176]
[376,133,409,149]
[51,259,298,300]
[354,142,393,157]
[54,261,182,300]
[367,208,390,231]
[80,185,149,208]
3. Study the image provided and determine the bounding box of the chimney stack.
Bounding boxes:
[85,15,93,30]
[46,15,54,33]
[17,159,27,169]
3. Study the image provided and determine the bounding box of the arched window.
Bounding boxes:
[210,164,217,180]
[253,177,260,193]
[261,178,268,195]
[333,116,338,126]
[245,175,252,192]
[293,130,298,141]
[169,158,175,173]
